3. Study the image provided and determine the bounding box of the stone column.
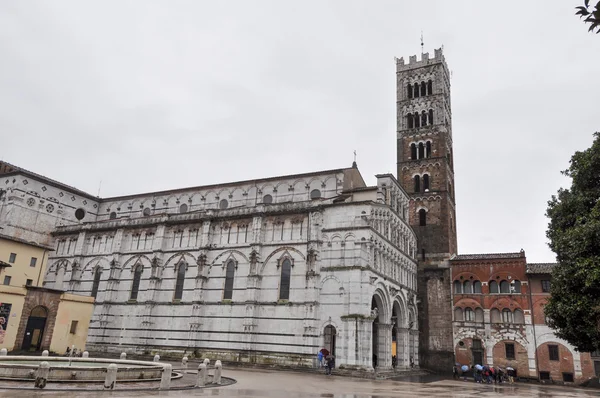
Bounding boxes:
[378,323,393,370]
[410,330,419,367]
[397,328,409,368]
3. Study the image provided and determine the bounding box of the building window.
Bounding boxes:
[3,276,10,286]
[413,83,419,98]
[70,320,78,334]
[130,264,142,301]
[414,175,421,193]
[423,174,430,191]
[490,308,501,323]
[8,253,16,263]
[489,280,499,293]
[420,81,427,96]
[473,280,482,293]
[410,143,417,159]
[174,262,186,301]
[562,373,574,382]
[179,203,188,213]
[463,280,472,294]
[425,141,432,158]
[418,209,427,226]
[464,307,475,321]
[502,308,513,323]
[429,109,434,125]
[541,280,551,292]
[454,307,463,321]
[539,371,550,380]
[511,280,522,293]
[91,268,102,299]
[548,345,559,361]
[310,189,322,200]
[223,260,235,300]
[414,111,420,128]
[262,194,273,204]
[427,80,433,95]
[279,258,292,300]
[453,280,462,294]
[421,111,428,126]
[407,83,413,99]
[75,208,86,220]
[142,207,151,216]
[475,307,484,322]
[109,212,117,220]
[407,113,414,129]
[514,309,525,324]
[499,280,510,293]
[505,343,515,360]
[29,257,37,267]
[418,142,425,159]
[219,199,229,209]
[26,279,33,286]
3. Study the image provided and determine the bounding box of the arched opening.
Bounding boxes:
[223,260,236,300]
[425,141,432,158]
[512,280,522,293]
[473,280,482,293]
[413,83,420,98]
[91,267,102,299]
[371,294,389,369]
[420,82,426,97]
[421,111,427,126]
[463,280,472,294]
[310,189,322,200]
[489,280,499,294]
[490,308,501,323]
[407,83,413,99]
[392,301,406,368]
[464,307,474,321]
[130,264,142,301]
[502,308,513,323]
[407,113,414,129]
[427,80,433,95]
[22,306,48,351]
[514,309,525,324]
[429,109,434,125]
[423,174,430,191]
[418,209,427,226]
[500,280,510,293]
[279,258,292,300]
[454,307,464,321]
[475,307,484,322]
[173,262,186,301]
[413,175,421,193]
[414,112,420,128]
[410,143,417,159]
[323,325,336,357]
[453,280,462,294]
[418,142,425,159]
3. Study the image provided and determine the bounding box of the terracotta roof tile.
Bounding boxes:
[526,263,557,274]
[452,252,525,261]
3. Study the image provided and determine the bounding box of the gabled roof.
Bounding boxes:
[452,252,525,261]
[526,263,557,274]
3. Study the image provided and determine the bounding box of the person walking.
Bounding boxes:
[325,354,335,376]
[317,350,324,368]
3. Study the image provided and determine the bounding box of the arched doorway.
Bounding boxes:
[22,306,48,351]
[323,325,336,357]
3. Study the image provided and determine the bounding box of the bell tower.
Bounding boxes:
[395,48,456,371]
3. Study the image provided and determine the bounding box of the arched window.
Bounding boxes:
[418,142,425,159]
[475,308,484,322]
[423,174,430,191]
[173,262,186,301]
[512,280,522,293]
[223,260,235,300]
[414,112,420,128]
[407,83,413,99]
[179,204,188,213]
[91,267,102,299]
[421,81,427,96]
[414,83,420,98]
[465,307,475,322]
[490,308,501,323]
[427,80,433,95]
[421,111,427,126]
[425,141,432,158]
[473,280,482,294]
[500,280,510,293]
[429,109,434,125]
[454,307,463,321]
[463,280,472,294]
[130,264,142,301]
[489,280,499,293]
[502,308,513,323]
[279,259,292,300]
[453,280,462,294]
[419,209,427,226]
[514,309,525,324]
[414,175,421,193]
[407,113,414,129]
[410,143,417,159]
[310,189,322,199]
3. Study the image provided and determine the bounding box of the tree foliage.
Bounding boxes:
[576,1,600,34]
[545,132,600,353]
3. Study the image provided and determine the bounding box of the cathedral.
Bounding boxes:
[2,48,594,381]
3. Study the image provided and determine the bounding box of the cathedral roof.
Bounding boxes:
[452,252,525,261]
[526,263,557,274]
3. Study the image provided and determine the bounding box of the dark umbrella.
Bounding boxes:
[320,348,330,356]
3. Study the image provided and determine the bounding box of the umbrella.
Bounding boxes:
[320,348,330,356]
[461,365,469,372]
[506,367,514,371]
[475,364,483,371]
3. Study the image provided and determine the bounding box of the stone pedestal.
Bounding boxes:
[159,364,172,390]
[104,364,117,390]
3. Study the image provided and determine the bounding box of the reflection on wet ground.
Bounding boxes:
[0,367,597,397]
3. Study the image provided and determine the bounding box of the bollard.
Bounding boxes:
[104,364,118,390]
[35,361,50,389]
[181,356,188,369]
[0,348,7,356]
[120,352,127,360]
[196,363,207,387]
[41,350,49,357]
[159,364,172,390]
[82,351,89,358]
[213,360,222,385]
[153,354,160,362]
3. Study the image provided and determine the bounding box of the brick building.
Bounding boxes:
[451,252,597,384]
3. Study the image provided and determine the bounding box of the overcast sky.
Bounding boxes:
[1,1,598,262]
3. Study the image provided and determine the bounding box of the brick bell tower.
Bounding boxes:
[395,48,456,371]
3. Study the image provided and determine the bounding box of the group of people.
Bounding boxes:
[453,364,516,384]
[317,348,335,375]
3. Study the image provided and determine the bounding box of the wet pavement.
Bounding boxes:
[0,367,597,397]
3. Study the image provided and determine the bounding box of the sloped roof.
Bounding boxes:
[526,263,557,274]
[452,252,525,261]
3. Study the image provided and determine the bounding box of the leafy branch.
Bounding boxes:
[576,0,600,33]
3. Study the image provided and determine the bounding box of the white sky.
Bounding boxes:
[1,1,598,262]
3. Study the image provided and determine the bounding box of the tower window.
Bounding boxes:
[429,109,434,125]
[421,81,427,97]
[421,248,426,261]
[130,264,142,301]
[414,83,419,98]
[174,262,186,301]
[421,111,427,126]
[419,209,427,226]
[279,258,292,300]
[426,141,432,158]
[414,175,421,193]
[423,174,430,191]
[223,260,236,300]
[410,143,417,159]
[418,142,425,159]
[427,80,433,95]
[407,83,413,99]
[414,112,420,128]
[407,113,414,129]
[91,267,102,299]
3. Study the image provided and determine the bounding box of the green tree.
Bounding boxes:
[576,1,600,33]
[545,132,600,353]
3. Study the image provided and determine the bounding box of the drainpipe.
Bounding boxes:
[527,278,540,381]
